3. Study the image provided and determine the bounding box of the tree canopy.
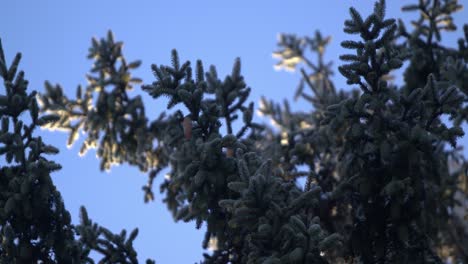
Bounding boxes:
[1,0,468,263]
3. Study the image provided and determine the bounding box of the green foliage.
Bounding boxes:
[76,206,150,264]
[38,31,151,172]
[269,0,468,262]
[0,38,79,263]
[2,0,468,263]
[141,50,334,263]
[0,38,153,263]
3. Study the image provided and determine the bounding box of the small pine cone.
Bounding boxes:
[183,116,192,140]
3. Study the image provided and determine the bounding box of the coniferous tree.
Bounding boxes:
[2,0,468,263]
[0,38,155,264]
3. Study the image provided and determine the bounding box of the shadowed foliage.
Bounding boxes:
[2,0,468,263]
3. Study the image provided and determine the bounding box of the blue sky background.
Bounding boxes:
[1,1,467,263]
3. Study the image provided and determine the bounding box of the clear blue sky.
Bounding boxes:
[1,1,467,262]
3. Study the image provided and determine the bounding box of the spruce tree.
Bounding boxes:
[2,0,468,263]
[0,35,154,264]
